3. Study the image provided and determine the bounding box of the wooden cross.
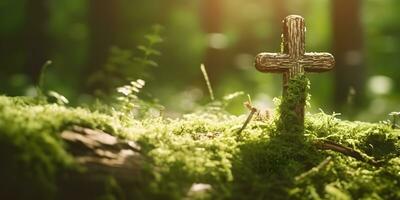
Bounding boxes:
[255,15,335,125]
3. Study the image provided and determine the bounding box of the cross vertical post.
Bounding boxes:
[255,15,335,131]
[281,15,305,91]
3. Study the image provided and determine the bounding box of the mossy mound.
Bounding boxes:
[0,92,399,199]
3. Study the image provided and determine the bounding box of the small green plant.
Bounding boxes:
[114,79,165,122]
[135,24,164,70]
[34,60,69,105]
[115,79,145,120]
[89,25,163,94]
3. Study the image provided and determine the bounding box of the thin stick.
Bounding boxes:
[295,156,332,182]
[314,139,382,167]
[200,64,215,101]
[237,102,257,136]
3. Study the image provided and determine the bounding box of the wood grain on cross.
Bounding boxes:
[255,15,335,123]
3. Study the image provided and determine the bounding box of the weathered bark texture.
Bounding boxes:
[332,0,365,112]
[255,15,335,124]
[256,53,335,73]
[24,0,50,83]
[58,126,143,200]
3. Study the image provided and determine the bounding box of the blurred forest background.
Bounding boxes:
[0,0,399,121]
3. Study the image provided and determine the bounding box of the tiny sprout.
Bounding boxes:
[37,60,53,97]
[39,60,52,87]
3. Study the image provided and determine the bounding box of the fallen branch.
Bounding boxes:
[314,139,383,167]
[295,156,332,182]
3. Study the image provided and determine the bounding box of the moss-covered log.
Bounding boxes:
[0,96,399,200]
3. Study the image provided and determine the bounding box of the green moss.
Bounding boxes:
[276,73,309,135]
[0,96,119,199]
[0,92,399,200]
[135,113,243,199]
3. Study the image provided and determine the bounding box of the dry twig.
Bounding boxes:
[236,102,258,136]
[314,139,382,167]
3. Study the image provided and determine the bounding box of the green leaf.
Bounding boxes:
[145,34,163,44]
[143,60,158,67]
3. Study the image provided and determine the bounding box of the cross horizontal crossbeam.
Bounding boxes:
[255,52,334,73]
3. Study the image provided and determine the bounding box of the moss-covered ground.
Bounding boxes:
[0,76,399,199]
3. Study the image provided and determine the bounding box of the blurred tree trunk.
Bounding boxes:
[271,0,288,23]
[200,0,227,84]
[86,0,120,92]
[332,0,365,114]
[236,0,288,54]
[24,0,50,84]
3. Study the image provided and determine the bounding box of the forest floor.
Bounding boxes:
[0,80,399,199]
